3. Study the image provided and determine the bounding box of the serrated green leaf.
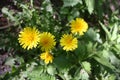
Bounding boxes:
[2,7,16,21]
[62,72,72,80]
[85,0,94,14]
[102,50,109,59]
[82,61,91,73]
[79,69,89,80]
[39,74,55,80]
[29,73,49,80]
[27,66,44,80]
[5,57,15,66]
[45,0,53,13]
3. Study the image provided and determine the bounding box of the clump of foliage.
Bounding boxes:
[0,0,120,80]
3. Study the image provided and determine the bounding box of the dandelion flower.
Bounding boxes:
[70,18,88,35]
[39,32,56,51]
[40,52,54,64]
[18,27,40,50]
[60,34,78,51]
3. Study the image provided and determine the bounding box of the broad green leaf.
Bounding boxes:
[85,0,94,14]
[109,52,120,67]
[75,41,86,61]
[54,54,72,72]
[94,54,115,70]
[74,67,81,80]
[86,42,93,53]
[95,0,103,19]
[47,65,56,75]
[82,61,91,73]
[86,28,102,43]
[63,0,82,7]
[108,74,116,80]
[86,28,97,41]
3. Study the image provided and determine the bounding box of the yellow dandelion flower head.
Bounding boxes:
[70,18,88,35]
[39,32,56,51]
[40,52,54,64]
[18,27,40,50]
[60,34,78,51]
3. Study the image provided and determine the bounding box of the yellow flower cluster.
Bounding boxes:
[60,18,88,51]
[18,27,55,64]
[18,18,88,64]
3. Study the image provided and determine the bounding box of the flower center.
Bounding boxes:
[75,24,82,30]
[45,53,51,59]
[29,35,34,42]
[66,39,72,45]
[43,39,49,45]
